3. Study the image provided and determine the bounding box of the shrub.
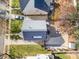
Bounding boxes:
[11,20,23,33]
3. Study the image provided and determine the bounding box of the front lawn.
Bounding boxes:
[9,45,51,59]
[11,20,23,33]
[12,0,20,8]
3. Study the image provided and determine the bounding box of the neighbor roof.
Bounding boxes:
[21,17,47,31]
[20,0,29,11]
[19,0,52,15]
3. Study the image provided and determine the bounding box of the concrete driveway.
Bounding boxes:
[46,25,69,49]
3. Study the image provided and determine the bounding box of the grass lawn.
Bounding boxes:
[11,20,23,33]
[12,0,20,8]
[55,54,70,59]
[9,45,51,59]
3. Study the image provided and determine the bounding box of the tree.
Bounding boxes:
[77,2,79,10]
[74,27,79,40]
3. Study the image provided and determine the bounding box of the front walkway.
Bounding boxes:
[4,39,39,45]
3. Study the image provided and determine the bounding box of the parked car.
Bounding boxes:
[15,15,24,20]
[0,10,8,19]
[0,10,6,14]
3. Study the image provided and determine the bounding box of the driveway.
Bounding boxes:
[45,26,66,49]
[45,22,69,49]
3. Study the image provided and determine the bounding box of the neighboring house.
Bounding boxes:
[21,17,47,40]
[19,0,52,15]
[26,54,54,59]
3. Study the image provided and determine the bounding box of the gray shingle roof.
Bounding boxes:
[20,0,29,11]
[19,0,51,12]
[46,37,65,46]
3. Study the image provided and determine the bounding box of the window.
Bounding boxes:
[33,36,42,38]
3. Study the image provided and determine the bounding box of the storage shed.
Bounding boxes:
[21,17,47,40]
[68,42,76,49]
[19,0,52,15]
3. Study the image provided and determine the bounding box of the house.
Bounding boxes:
[19,0,52,15]
[21,17,47,40]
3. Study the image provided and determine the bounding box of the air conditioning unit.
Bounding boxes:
[50,2,54,11]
